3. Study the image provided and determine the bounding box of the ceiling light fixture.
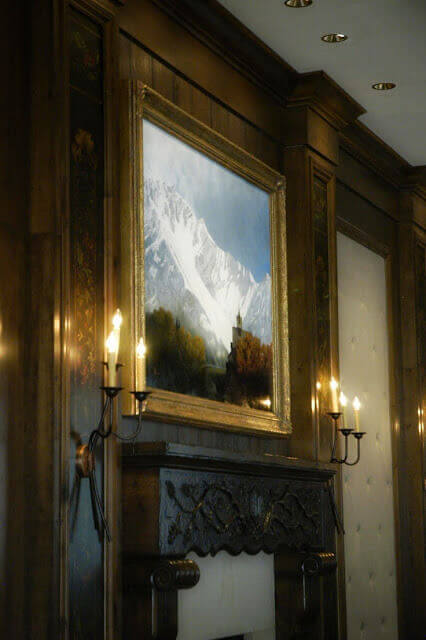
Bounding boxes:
[321,33,348,43]
[372,82,396,91]
[284,0,313,7]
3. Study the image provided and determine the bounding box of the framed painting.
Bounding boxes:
[120,82,291,436]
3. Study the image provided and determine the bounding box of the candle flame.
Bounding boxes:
[136,337,146,359]
[316,381,322,391]
[112,309,123,330]
[106,331,119,354]
[260,397,272,409]
[353,396,361,411]
[330,377,338,391]
[339,392,348,407]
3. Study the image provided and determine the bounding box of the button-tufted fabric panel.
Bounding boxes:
[337,233,398,640]
[178,551,275,640]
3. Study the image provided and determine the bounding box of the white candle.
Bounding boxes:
[136,337,146,390]
[353,396,361,431]
[330,377,339,412]
[339,392,348,427]
[106,330,119,386]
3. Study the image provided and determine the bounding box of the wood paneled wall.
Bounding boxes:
[1,0,424,638]
[118,37,281,171]
[0,1,29,637]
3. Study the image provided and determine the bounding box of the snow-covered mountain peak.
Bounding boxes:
[144,176,272,362]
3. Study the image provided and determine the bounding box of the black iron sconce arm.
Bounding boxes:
[328,412,366,466]
[74,378,151,542]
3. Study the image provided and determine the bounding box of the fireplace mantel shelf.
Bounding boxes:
[121,442,339,639]
[123,441,336,477]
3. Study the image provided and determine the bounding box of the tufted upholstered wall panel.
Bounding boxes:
[337,233,398,640]
[178,551,275,640]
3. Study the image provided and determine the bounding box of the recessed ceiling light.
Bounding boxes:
[321,33,348,43]
[372,82,396,91]
[284,0,313,7]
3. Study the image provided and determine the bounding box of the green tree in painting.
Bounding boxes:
[146,308,206,395]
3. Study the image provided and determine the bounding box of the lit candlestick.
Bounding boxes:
[330,377,339,413]
[106,330,119,386]
[112,309,123,350]
[339,392,348,427]
[353,396,361,431]
[136,337,146,390]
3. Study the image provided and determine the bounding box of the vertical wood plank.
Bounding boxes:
[397,205,426,639]
[152,57,174,101]
[174,76,211,127]
[130,41,153,84]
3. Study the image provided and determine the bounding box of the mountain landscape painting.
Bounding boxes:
[143,120,273,411]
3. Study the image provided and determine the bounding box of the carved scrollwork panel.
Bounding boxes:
[159,469,324,556]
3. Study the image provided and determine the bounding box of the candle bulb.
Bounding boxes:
[339,392,348,428]
[330,377,339,413]
[353,396,361,431]
[112,308,123,351]
[106,330,119,387]
[112,309,122,330]
[136,337,146,391]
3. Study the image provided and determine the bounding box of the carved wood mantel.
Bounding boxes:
[122,443,339,639]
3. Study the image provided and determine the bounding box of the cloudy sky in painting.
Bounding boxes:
[143,120,270,281]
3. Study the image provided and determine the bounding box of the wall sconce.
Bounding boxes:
[318,379,366,466]
[75,381,150,541]
[328,392,366,466]
[74,310,150,541]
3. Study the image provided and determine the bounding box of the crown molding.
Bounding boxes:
[141,0,419,193]
[401,166,426,200]
[286,71,366,132]
[339,120,410,189]
[149,0,297,104]
[71,0,126,19]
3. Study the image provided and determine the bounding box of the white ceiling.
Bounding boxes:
[218,0,426,166]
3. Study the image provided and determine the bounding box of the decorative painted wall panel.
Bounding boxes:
[69,10,104,639]
[337,232,398,639]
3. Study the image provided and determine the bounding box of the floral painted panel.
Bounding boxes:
[69,10,104,640]
[70,13,102,101]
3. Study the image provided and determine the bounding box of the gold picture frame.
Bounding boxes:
[120,81,291,437]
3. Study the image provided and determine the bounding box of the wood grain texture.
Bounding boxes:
[0,1,29,635]
[284,148,315,459]
[284,148,338,463]
[119,33,282,172]
[117,0,285,141]
[396,206,426,639]
[336,148,399,219]
[0,230,27,639]
[25,0,68,637]
[336,181,395,256]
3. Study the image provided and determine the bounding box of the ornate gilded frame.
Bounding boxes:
[120,81,291,436]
